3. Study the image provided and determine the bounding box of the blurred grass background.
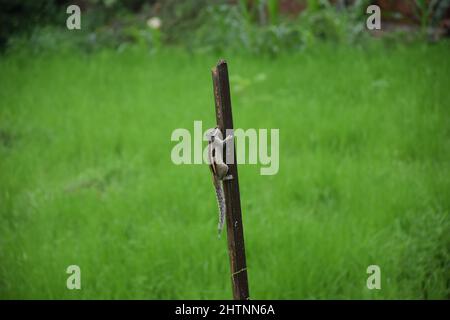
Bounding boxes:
[0,0,449,299]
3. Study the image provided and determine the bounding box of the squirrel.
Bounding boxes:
[205,127,233,237]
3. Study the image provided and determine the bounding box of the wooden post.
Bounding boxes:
[211,59,249,300]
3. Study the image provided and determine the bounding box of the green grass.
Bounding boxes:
[0,43,449,299]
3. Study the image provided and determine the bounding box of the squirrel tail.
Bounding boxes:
[213,178,226,238]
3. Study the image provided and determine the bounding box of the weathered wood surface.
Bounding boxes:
[211,59,249,300]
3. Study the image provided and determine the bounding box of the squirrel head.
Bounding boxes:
[204,127,221,142]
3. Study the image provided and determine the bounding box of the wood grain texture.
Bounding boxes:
[212,59,250,300]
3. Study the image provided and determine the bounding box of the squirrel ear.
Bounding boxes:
[205,128,215,138]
